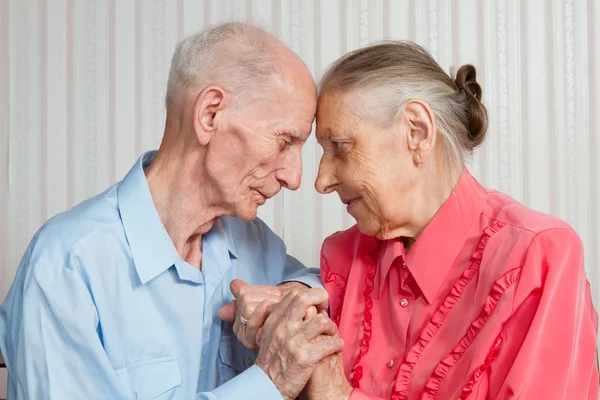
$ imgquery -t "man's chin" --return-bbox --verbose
[234,204,260,222]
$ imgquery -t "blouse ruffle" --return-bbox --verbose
[421,267,521,399]
[391,222,506,400]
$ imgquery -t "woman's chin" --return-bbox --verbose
[354,218,379,237]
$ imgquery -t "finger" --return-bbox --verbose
[237,283,282,298]
[288,289,330,321]
[239,294,282,324]
[266,287,305,315]
[304,305,318,320]
[217,300,237,322]
[303,336,345,365]
[261,286,310,334]
[239,292,284,308]
[244,300,271,350]
[277,281,308,296]
[266,302,278,314]
[256,327,264,347]
[230,279,249,298]
[300,313,338,341]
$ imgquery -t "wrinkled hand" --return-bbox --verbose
[300,344,353,400]
[256,289,345,400]
[217,280,316,350]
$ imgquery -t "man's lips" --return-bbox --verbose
[255,189,278,202]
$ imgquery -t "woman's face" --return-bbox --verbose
[315,90,422,239]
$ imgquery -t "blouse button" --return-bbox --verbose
[387,359,395,368]
[402,261,407,268]
[400,298,409,307]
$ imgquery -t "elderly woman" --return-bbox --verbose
[300,41,598,400]
[221,41,599,400]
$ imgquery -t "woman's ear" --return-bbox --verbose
[193,86,227,146]
[400,100,436,165]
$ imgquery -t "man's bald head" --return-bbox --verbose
[166,22,306,108]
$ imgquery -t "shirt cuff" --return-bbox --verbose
[212,364,283,400]
[279,268,323,289]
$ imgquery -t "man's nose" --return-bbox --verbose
[276,149,302,191]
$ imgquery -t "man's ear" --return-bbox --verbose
[400,100,436,165]
[193,86,227,146]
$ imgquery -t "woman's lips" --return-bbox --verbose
[343,197,361,212]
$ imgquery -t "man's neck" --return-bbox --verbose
[144,144,229,270]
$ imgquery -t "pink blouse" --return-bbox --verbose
[321,170,598,400]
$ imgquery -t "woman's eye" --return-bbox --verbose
[333,141,343,149]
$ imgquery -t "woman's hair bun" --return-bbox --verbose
[455,64,488,148]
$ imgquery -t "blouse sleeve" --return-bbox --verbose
[491,227,598,399]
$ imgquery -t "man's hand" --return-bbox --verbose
[217,280,315,350]
[255,289,344,400]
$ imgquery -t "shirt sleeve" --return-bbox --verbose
[279,255,323,289]
[491,227,599,399]
[4,262,130,399]
[195,365,283,400]
[7,262,285,400]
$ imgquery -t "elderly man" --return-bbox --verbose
[0,23,342,399]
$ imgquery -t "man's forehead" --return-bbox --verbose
[287,123,313,142]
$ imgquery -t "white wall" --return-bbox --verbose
[0,0,599,396]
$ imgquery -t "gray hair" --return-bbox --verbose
[165,22,289,108]
[319,41,488,171]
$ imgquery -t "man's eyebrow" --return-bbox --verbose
[286,130,310,143]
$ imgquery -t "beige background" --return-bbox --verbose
[0,0,599,396]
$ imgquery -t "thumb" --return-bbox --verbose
[230,279,248,298]
[217,300,237,322]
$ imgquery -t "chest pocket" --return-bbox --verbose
[115,356,181,400]
[218,334,258,374]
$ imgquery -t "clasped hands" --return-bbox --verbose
[217,280,353,400]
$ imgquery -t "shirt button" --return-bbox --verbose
[387,359,395,368]
[246,356,255,367]
[400,298,409,307]
[199,364,203,372]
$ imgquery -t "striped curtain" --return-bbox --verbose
[0,0,598,336]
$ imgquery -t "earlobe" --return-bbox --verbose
[193,86,226,146]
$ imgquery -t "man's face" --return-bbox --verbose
[205,69,317,221]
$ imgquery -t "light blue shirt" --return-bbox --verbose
[0,152,321,399]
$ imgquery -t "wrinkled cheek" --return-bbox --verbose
[351,201,379,235]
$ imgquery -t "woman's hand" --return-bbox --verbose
[300,329,353,400]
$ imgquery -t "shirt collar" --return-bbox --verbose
[117,151,237,285]
[374,168,487,304]
[374,238,406,299]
